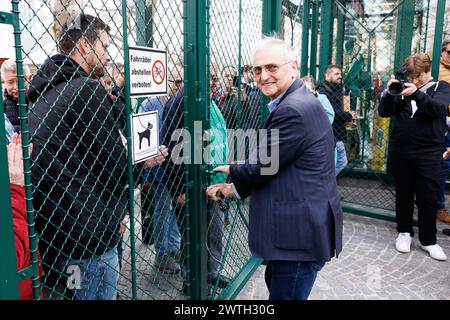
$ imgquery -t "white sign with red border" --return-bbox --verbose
[128,46,167,97]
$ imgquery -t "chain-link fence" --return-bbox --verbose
[2,0,266,300]
[207,0,265,300]
[313,0,447,220]
[0,0,447,300]
[325,1,401,215]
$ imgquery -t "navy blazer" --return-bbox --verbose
[230,80,343,262]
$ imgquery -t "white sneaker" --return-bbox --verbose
[420,244,447,261]
[395,232,412,253]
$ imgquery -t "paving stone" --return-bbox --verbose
[236,214,450,300]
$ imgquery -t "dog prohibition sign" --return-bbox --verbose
[138,122,154,149]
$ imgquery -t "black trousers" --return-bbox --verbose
[389,152,440,246]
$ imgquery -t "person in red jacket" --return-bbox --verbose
[8,132,42,299]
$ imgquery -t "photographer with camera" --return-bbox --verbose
[435,39,450,227]
[379,53,450,261]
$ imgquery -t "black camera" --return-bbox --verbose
[387,66,409,95]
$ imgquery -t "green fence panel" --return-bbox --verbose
[2,0,267,301]
[208,0,264,300]
[1,0,447,300]
[0,69,20,300]
[323,1,402,217]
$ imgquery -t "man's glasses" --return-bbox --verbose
[446,50,450,55]
[253,61,293,75]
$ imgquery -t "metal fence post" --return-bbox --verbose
[309,0,319,78]
[260,0,282,119]
[423,0,431,53]
[136,0,153,47]
[11,0,40,299]
[121,0,138,300]
[0,73,19,300]
[335,1,345,67]
[135,0,153,109]
[300,0,311,77]
[431,0,446,79]
[262,0,281,35]
[184,0,209,300]
[318,0,333,81]
[393,0,415,70]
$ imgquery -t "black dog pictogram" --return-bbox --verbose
[138,122,153,149]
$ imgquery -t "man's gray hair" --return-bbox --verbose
[252,36,297,63]
[1,59,31,78]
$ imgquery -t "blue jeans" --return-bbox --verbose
[57,247,120,300]
[265,260,325,300]
[438,134,450,210]
[153,182,181,257]
[335,140,348,176]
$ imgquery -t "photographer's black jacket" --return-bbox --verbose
[379,80,450,158]
[28,54,137,263]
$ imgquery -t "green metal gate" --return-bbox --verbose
[0,0,275,301]
[0,0,447,300]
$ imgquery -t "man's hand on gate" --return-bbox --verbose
[213,165,230,176]
[206,183,234,201]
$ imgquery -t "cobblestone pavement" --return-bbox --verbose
[236,213,450,300]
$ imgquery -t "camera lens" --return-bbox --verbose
[388,82,404,95]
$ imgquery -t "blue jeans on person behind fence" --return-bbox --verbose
[153,181,181,257]
[264,260,325,300]
[438,133,450,210]
[57,247,120,300]
[335,140,348,176]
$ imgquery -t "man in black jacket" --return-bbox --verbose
[27,13,165,300]
[318,65,354,176]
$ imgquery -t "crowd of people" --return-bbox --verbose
[2,11,450,301]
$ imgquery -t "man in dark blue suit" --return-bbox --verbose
[206,37,343,300]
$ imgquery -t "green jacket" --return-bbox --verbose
[209,100,228,184]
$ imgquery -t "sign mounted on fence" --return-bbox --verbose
[128,46,167,97]
[131,111,159,164]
